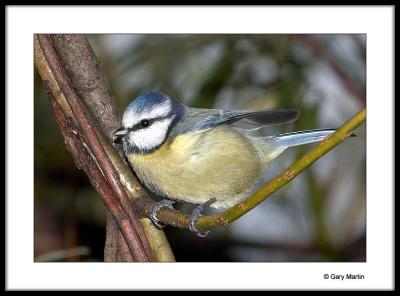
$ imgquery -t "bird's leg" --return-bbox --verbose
[188,198,217,237]
[150,199,176,229]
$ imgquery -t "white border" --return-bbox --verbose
[6,6,394,290]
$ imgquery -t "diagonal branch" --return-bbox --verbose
[35,34,174,262]
[48,93,138,261]
[135,108,366,230]
[37,34,154,261]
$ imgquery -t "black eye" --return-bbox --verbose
[140,119,150,128]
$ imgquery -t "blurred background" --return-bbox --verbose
[34,34,366,262]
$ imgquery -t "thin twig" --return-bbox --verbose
[37,34,154,261]
[136,108,366,231]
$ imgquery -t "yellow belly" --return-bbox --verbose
[128,126,263,208]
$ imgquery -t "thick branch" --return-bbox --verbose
[104,212,119,262]
[49,35,122,261]
[49,34,121,139]
[48,94,149,261]
[34,35,174,262]
[37,34,153,261]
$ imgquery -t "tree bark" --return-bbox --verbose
[35,34,175,261]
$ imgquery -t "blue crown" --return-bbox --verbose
[126,91,170,114]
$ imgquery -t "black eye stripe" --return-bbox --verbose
[127,115,171,132]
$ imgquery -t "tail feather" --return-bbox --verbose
[273,129,336,148]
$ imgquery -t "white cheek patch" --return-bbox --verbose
[128,117,173,151]
[123,100,172,128]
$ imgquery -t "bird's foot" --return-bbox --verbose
[188,198,217,237]
[150,199,176,229]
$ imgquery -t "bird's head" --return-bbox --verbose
[113,91,184,154]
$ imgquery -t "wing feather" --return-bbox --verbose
[171,108,299,137]
[215,109,299,126]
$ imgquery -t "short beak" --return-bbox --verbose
[112,127,128,143]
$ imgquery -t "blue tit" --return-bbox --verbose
[113,91,336,236]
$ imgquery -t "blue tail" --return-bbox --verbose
[274,129,336,148]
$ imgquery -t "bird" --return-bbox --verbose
[113,91,338,237]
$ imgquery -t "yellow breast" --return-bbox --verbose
[128,126,263,208]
